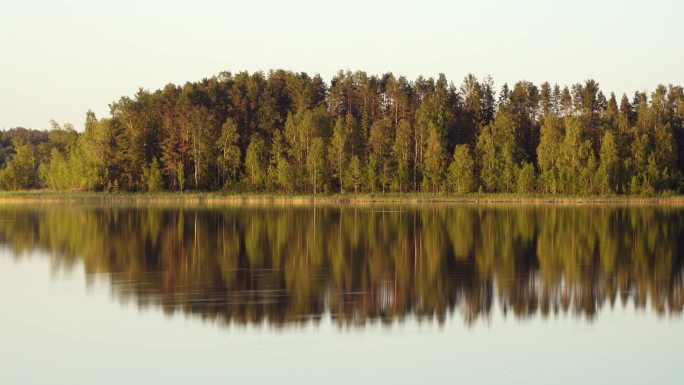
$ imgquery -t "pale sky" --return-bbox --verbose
[1,0,682,131]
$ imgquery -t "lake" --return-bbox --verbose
[0,204,682,384]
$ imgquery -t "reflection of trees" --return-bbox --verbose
[0,205,682,327]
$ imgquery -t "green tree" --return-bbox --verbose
[275,155,293,192]
[597,130,620,194]
[558,116,594,194]
[0,141,39,190]
[328,117,348,193]
[366,154,378,193]
[476,125,497,192]
[267,129,293,192]
[392,119,412,192]
[284,106,331,189]
[494,112,519,193]
[447,144,475,194]
[188,107,217,189]
[40,148,69,190]
[476,110,519,192]
[307,137,326,194]
[143,157,164,192]
[176,163,185,192]
[536,114,563,193]
[244,134,266,190]
[368,118,392,193]
[347,155,362,194]
[217,119,241,187]
[516,162,536,194]
[422,122,445,193]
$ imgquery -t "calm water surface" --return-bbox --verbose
[0,204,682,384]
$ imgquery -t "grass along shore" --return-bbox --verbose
[0,190,682,205]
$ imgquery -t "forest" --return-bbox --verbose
[1,70,683,195]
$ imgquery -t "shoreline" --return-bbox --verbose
[0,191,682,206]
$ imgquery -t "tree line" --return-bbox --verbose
[1,70,683,195]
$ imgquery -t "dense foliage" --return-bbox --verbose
[2,70,683,195]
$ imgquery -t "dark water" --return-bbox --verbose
[0,204,683,384]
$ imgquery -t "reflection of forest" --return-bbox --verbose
[0,205,682,327]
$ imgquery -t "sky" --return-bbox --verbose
[0,0,682,131]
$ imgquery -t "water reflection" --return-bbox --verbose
[0,205,682,327]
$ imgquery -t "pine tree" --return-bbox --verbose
[540,82,552,116]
